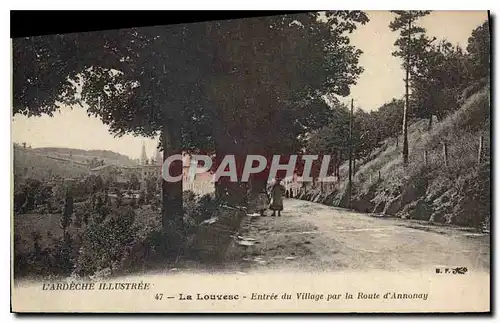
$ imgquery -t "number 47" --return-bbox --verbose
[155,293,163,300]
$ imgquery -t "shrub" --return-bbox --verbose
[74,206,137,276]
[15,189,224,279]
[14,178,53,214]
[183,191,219,235]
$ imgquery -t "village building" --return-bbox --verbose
[282,173,302,197]
[181,153,214,196]
[89,143,215,196]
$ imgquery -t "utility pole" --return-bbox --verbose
[402,16,412,166]
[348,98,353,209]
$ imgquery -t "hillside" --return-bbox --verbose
[13,146,89,181]
[12,146,138,181]
[32,147,138,167]
[299,85,491,230]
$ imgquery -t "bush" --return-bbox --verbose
[14,230,76,278]
[14,178,53,214]
[74,206,136,276]
[15,189,225,279]
[183,191,219,235]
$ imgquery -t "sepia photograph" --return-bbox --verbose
[10,9,491,313]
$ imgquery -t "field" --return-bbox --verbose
[13,147,89,180]
[33,147,138,166]
[13,146,139,181]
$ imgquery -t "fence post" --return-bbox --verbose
[478,135,483,165]
[424,150,428,166]
[369,174,373,184]
[442,143,448,167]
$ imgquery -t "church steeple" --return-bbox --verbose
[140,141,148,165]
[155,147,162,165]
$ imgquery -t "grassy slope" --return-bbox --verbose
[13,146,89,180]
[13,146,139,181]
[300,85,491,229]
[32,147,138,166]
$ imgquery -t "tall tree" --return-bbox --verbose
[306,101,350,177]
[352,108,384,163]
[377,98,404,141]
[13,25,212,255]
[466,20,490,81]
[61,188,74,231]
[13,12,369,250]
[389,10,431,165]
[411,40,470,127]
[204,12,369,200]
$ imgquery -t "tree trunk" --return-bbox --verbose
[428,115,433,131]
[212,126,249,208]
[161,118,184,257]
[214,147,247,207]
[402,18,412,166]
[335,150,341,178]
[348,99,353,209]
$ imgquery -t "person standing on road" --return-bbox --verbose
[255,186,270,217]
[270,177,285,217]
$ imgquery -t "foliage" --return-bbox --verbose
[61,189,74,230]
[14,190,226,279]
[114,188,123,207]
[138,190,146,205]
[389,10,432,71]
[74,206,137,276]
[182,191,219,234]
[85,175,104,193]
[12,13,370,221]
[14,229,77,278]
[466,20,490,81]
[204,13,369,186]
[303,85,490,228]
[129,173,140,190]
[14,178,53,213]
[377,99,404,139]
[306,98,404,171]
[306,102,350,171]
[389,12,489,126]
[411,40,471,123]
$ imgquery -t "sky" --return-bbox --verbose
[11,10,488,160]
[346,10,488,110]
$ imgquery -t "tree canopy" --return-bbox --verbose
[13,11,370,251]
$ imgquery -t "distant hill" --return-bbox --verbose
[32,147,138,167]
[13,146,89,181]
[12,146,139,181]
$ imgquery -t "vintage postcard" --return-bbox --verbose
[10,10,491,313]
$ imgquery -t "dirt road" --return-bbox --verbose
[231,198,490,273]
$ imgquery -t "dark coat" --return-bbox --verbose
[270,184,285,211]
